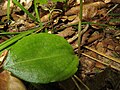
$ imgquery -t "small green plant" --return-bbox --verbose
[10,0,66,24]
[0,0,80,84]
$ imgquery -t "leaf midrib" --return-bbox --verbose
[5,54,74,67]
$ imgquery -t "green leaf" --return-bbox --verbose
[37,0,66,4]
[3,33,79,83]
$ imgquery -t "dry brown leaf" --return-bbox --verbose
[115,46,120,54]
[41,11,61,22]
[11,12,26,21]
[61,16,68,22]
[71,40,78,49]
[83,0,97,3]
[57,27,75,37]
[95,62,105,69]
[68,15,78,21]
[104,0,120,3]
[81,29,95,46]
[67,34,78,43]
[96,42,107,53]
[65,5,80,16]
[0,70,26,90]
[0,70,10,90]
[9,75,26,90]
[15,0,32,11]
[0,50,8,70]
[67,0,76,6]
[0,0,13,16]
[87,33,103,45]
[67,16,79,25]
[65,1,106,20]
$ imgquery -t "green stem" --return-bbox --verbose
[34,0,40,22]
[0,32,20,35]
[7,0,10,21]
[34,0,43,27]
[78,0,83,57]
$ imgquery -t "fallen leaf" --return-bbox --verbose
[57,27,75,37]
[9,75,26,90]
[104,0,120,3]
[41,11,61,22]
[0,70,26,90]
[65,1,106,20]
[0,0,13,16]
[15,0,32,11]
[0,70,10,90]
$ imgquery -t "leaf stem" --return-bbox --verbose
[78,0,83,57]
[7,0,10,21]
[34,0,40,22]
[0,32,20,35]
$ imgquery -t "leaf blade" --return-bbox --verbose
[4,33,79,83]
[37,0,66,4]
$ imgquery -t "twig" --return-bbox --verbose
[82,53,120,71]
[68,34,78,43]
[0,50,8,68]
[80,24,89,35]
[106,4,119,15]
[72,77,81,90]
[98,4,119,21]
[67,24,89,43]
[74,75,90,90]
[84,46,120,64]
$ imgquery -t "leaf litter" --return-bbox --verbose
[0,0,120,90]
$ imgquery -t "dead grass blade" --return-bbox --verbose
[84,46,120,64]
[81,53,120,71]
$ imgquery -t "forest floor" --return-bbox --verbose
[0,0,120,90]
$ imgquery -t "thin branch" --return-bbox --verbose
[82,53,120,71]
[84,46,120,64]
[74,75,90,90]
[72,77,81,90]
[106,4,119,15]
